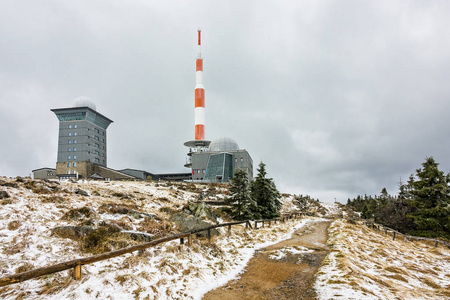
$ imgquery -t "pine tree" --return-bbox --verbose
[226,169,256,220]
[408,157,450,239]
[251,162,281,219]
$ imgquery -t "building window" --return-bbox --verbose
[94,150,99,155]
[73,170,77,174]
[74,140,77,144]
[202,169,206,174]
[74,124,77,128]
[95,128,99,133]
[102,132,105,136]
[73,155,77,159]
[68,155,71,160]
[68,140,72,144]
[240,158,244,162]
[67,170,70,174]
[73,163,76,167]
[67,163,70,167]
[68,148,71,152]
[94,136,99,141]
[74,132,77,136]
[73,147,76,152]
[95,143,99,148]
[69,125,72,129]
[95,158,99,163]
[235,158,237,163]
[68,132,72,136]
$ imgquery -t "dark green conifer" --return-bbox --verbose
[251,161,281,219]
[226,169,256,220]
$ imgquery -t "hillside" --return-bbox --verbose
[0,177,331,299]
[1,177,449,299]
[315,219,450,299]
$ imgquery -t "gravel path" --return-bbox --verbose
[202,219,332,300]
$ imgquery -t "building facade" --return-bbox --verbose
[51,103,114,179]
[188,136,253,182]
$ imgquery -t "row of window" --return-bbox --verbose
[67,123,105,136]
[196,169,206,174]
[68,147,77,152]
[67,163,77,167]
[68,132,78,136]
[68,140,77,144]
[234,157,244,163]
[67,170,77,174]
[67,155,77,160]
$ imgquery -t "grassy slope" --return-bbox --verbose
[315,219,450,300]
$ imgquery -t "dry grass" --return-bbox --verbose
[41,195,66,203]
[7,220,21,230]
[15,262,34,273]
[137,218,173,238]
[38,274,73,295]
[60,206,95,221]
[384,266,408,275]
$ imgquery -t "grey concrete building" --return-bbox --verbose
[185,136,253,182]
[32,167,57,180]
[51,102,117,179]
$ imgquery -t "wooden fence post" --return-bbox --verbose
[434,240,438,247]
[227,224,231,237]
[188,234,192,246]
[138,249,145,256]
[73,264,81,280]
[180,237,184,245]
[255,221,258,229]
[268,220,271,227]
[207,229,211,242]
[393,232,396,241]
[404,236,407,243]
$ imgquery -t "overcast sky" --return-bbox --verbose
[1,0,450,202]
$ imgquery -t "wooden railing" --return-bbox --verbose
[0,213,303,287]
[362,220,450,247]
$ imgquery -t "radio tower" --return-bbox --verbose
[184,29,211,170]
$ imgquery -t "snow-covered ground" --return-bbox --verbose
[2,177,447,299]
[315,219,450,300]
[0,177,318,299]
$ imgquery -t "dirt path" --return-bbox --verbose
[202,219,332,300]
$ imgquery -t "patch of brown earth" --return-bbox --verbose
[202,219,331,300]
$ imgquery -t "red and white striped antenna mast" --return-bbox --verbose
[194,28,205,140]
[184,29,211,168]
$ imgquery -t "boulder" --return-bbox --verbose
[170,212,219,237]
[185,202,218,223]
[74,189,89,196]
[51,226,95,241]
[0,191,9,199]
[122,230,154,242]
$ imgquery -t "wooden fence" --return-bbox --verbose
[362,220,450,248]
[0,213,303,287]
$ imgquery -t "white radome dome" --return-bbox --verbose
[73,96,96,111]
[210,136,240,152]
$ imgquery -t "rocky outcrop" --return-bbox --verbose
[0,191,9,199]
[169,202,220,237]
[51,226,95,241]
